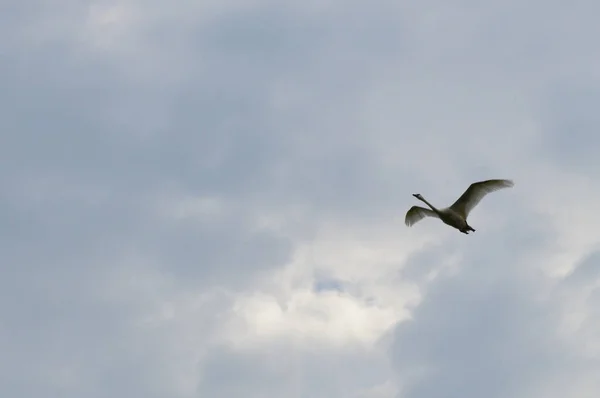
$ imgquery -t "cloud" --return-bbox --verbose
[3,0,600,397]
[390,231,560,397]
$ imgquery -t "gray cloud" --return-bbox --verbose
[3,0,600,397]
[198,344,394,398]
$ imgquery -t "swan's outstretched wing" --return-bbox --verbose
[449,179,514,218]
[405,206,439,227]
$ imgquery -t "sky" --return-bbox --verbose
[3,1,600,397]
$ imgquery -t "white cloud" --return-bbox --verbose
[223,289,399,348]
[214,221,432,350]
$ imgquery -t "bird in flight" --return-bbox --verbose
[405,179,514,234]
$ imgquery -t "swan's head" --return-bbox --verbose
[412,193,423,200]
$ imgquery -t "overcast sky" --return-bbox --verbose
[3,1,600,397]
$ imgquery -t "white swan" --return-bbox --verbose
[405,179,514,234]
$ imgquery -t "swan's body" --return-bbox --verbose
[405,179,514,234]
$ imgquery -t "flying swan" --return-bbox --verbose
[405,179,514,234]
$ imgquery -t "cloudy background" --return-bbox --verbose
[3,0,600,397]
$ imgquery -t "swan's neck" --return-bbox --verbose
[418,196,441,214]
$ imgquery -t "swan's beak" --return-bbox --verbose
[412,193,420,198]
